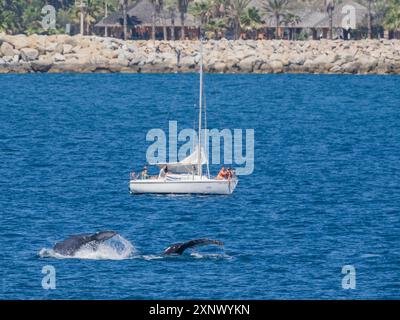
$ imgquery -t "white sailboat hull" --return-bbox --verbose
[130,177,238,195]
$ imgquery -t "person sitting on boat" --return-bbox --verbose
[216,166,227,180]
[226,168,232,180]
[140,166,149,180]
[159,165,168,179]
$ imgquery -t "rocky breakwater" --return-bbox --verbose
[0,34,400,74]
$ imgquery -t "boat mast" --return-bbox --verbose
[197,39,203,177]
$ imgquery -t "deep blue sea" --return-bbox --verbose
[1,74,399,299]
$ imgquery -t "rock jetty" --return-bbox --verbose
[1,34,399,74]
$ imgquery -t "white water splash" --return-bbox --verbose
[38,248,67,259]
[140,254,164,260]
[39,234,135,260]
[190,252,232,260]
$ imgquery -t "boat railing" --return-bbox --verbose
[130,172,164,181]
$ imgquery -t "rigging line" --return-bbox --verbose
[204,93,210,178]
[193,103,197,152]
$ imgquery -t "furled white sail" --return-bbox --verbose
[152,146,208,173]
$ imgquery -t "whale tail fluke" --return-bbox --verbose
[163,238,224,255]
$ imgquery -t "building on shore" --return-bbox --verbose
[252,0,372,40]
[95,0,395,41]
[95,0,200,40]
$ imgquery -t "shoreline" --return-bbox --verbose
[1,34,400,74]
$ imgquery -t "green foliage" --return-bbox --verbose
[281,13,301,27]
[0,0,25,33]
[0,0,119,34]
[227,0,251,38]
[240,6,263,31]
[1,0,399,37]
[189,0,213,24]
[296,28,309,40]
[384,0,400,30]
[262,0,290,20]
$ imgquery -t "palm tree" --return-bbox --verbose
[384,0,400,33]
[204,17,228,38]
[158,0,169,40]
[211,0,229,19]
[227,0,251,40]
[366,0,373,39]
[189,0,213,25]
[178,0,193,39]
[262,0,289,39]
[360,0,388,38]
[326,0,335,40]
[118,0,127,39]
[20,1,46,34]
[165,0,178,40]
[240,6,263,38]
[150,0,162,40]
[281,12,301,40]
[84,0,104,35]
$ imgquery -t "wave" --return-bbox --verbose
[360,253,382,259]
[135,253,231,260]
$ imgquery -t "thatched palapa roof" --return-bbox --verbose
[248,0,368,29]
[96,0,200,28]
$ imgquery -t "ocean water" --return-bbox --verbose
[0,73,399,299]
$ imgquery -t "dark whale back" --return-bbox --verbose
[53,231,117,256]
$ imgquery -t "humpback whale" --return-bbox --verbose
[53,231,117,256]
[163,238,224,255]
[52,232,223,257]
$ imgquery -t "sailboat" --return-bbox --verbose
[129,40,238,195]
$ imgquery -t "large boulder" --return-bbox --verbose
[62,44,73,54]
[1,42,14,57]
[209,61,227,73]
[178,55,196,69]
[2,55,14,63]
[159,52,176,66]
[31,59,53,72]
[238,56,256,72]
[288,55,306,65]
[101,49,118,59]
[64,53,90,65]
[20,48,39,61]
[46,42,63,53]
[117,53,130,66]
[53,53,66,62]
[8,35,30,50]
[269,60,283,73]
[90,55,108,65]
